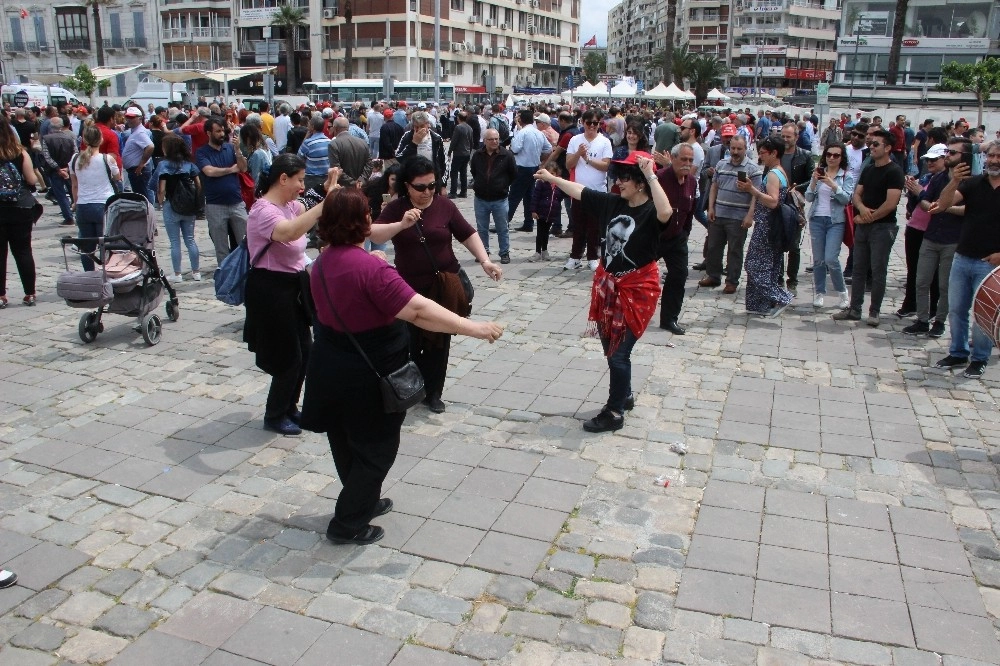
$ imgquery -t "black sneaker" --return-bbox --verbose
[832,309,861,321]
[895,307,916,318]
[582,408,624,433]
[500,253,511,264]
[326,524,384,546]
[902,321,930,336]
[928,321,946,338]
[963,361,987,379]
[935,355,968,370]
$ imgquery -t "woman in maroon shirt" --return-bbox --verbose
[373,157,503,413]
[301,188,502,546]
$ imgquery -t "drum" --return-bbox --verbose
[972,265,1000,346]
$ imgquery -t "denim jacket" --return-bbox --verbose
[805,169,854,225]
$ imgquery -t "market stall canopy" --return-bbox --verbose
[706,88,730,101]
[644,82,679,100]
[609,80,637,98]
[142,70,206,84]
[90,64,144,80]
[662,82,695,100]
[198,66,276,82]
[28,73,67,86]
[570,81,600,96]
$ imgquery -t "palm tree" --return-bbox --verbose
[271,5,307,93]
[885,0,910,84]
[343,1,354,80]
[662,0,678,84]
[81,0,113,67]
[648,43,697,85]
[689,53,730,103]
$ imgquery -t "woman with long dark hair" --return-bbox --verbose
[154,133,202,282]
[609,119,651,189]
[301,186,503,546]
[244,156,336,436]
[806,141,854,309]
[372,156,502,413]
[241,122,272,186]
[0,113,40,308]
[362,162,400,252]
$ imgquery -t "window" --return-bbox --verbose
[133,12,146,48]
[8,17,23,49]
[31,12,47,47]
[450,0,464,10]
[57,9,89,48]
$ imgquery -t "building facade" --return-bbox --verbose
[607,0,662,83]
[834,0,1000,88]
[1,0,160,97]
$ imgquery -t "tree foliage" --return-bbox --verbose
[939,58,1000,127]
[62,63,109,97]
[271,5,307,93]
[688,54,731,104]
[648,44,698,86]
[582,50,607,84]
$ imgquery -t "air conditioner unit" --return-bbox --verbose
[469,15,479,23]
[323,8,337,18]
[527,26,535,34]
[484,18,493,26]
[484,47,493,55]
[500,23,508,30]
[498,48,508,57]
[452,42,462,51]
[530,0,539,6]
[515,51,523,58]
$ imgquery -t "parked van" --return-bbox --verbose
[1,84,84,109]
[126,81,191,112]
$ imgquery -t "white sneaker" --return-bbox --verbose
[813,294,824,308]
[527,252,542,262]
[167,274,183,284]
[564,258,583,270]
[191,272,202,281]
[588,259,599,271]
[541,251,550,260]
[837,292,850,309]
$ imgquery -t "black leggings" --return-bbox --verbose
[535,218,552,252]
[408,323,450,400]
[0,218,36,298]
[264,320,310,421]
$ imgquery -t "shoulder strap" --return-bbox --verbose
[412,217,441,275]
[313,253,383,379]
[103,153,116,185]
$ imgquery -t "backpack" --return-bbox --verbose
[167,168,198,216]
[214,236,271,306]
[0,159,25,203]
[491,115,511,146]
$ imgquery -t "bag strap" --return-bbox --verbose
[412,216,441,276]
[249,237,272,268]
[313,253,384,379]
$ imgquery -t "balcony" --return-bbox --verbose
[163,27,232,41]
[59,38,91,51]
[123,37,148,49]
[103,38,125,50]
[25,41,50,52]
[2,41,23,52]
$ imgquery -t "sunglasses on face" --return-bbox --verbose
[869,142,885,149]
[825,153,843,159]
[851,132,864,137]
[616,173,637,182]
[585,121,600,126]
[407,182,435,192]
[947,149,965,156]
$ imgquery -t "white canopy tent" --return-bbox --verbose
[642,82,673,100]
[609,80,637,98]
[705,88,730,101]
[142,70,205,107]
[570,81,601,97]
[198,66,277,103]
[91,64,145,81]
[663,82,695,101]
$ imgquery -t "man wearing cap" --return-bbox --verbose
[122,107,155,202]
[379,108,404,166]
[702,131,761,293]
[393,101,408,129]
[507,108,552,233]
[71,106,88,137]
[903,142,959,339]
[535,113,558,149]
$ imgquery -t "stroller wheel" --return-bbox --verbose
[140,314,162,346]
[165,301,179,322]
[79,312,100,343]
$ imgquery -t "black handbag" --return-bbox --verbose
[414,218,474,306]
[314,254,426,413]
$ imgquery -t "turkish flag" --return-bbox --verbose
[19,8,28,19]
[583,35,597,47]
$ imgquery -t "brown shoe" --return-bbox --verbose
[698,277,721,288]
[723,283,737,294]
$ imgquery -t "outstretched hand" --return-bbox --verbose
[534,168,554,183]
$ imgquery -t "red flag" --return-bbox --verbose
[19,8,28,19]
[583,35,597,47]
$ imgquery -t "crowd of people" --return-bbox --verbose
[1,93,999,544]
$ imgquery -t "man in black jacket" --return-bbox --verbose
[470,128,517,263]
[395,111,447,191]
[40,117,77,226]
[379,109,404,167]
[780,122,814,294]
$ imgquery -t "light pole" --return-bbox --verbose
[848,20,861,107]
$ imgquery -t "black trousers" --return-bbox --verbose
[264,319,310,420]
[902,225,939,314]
[449,155,469,195]
[408,323,450,400]
[659,233,689,324]
[787,226,803,286]
[0,217,36,298]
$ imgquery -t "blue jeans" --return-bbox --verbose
[600,329,638,414]
[48,173,74,222]
[475,197,510,256]
[507,165,537,230]
[126,166,152,204]
[162,202,200,275]
[368,135,380,159]
[809,215,846,295]
[75,203,105,271]
[948,252,994,363]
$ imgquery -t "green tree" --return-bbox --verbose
[271,4,307,93]
[62,63,109,99]
[939,58,1000,128]
[648,43,697,85]
[885,0,909,84]
[582,50,606,84]
[688,53,730,104]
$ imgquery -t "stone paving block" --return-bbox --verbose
[501,610,562,641]
[444,567,493,600]
[305,592,369,625]
[158,591,262,649]
[0,528,40,562]
[889,506,960,542]
[57,627,129,664]
[95,604,160,638]
[765,488,827,521]
[357,608,429,641]
[199,650,271,665]
[478,448,543,475]
[428,492,507,530]
[686,534,759,577]
[220,606,328,666]
[752,580,830,633]
[900,567,987,616]
[92,484,148,507]
[50,590,116,625]
[452,631,516,660]
[909,604,1000,662]
[387,643,479,665]
[828,523,898,564]
[401,519,485,566]
[297,623,402,666]
[770,426,823,452]
[829,555,905,601]
[382,482,451,518]
[757,544,829,589]
[488,502,567,542]
[891,647,944,666]
[770,627,830,658]
[821,434,877,457]
[332,574,407,605]
[723,618,770,645]
[896,534,973,576]
[532,456,598,485]
[761,514,828,554]
[513,477,585,512]
[831,593,914,647]
[210,571,269,600]
[426,440,491,467]
[718,421,771,445]
[830,637,894,665]
[528,588,584,617]
[701,479,766,512]
[10,623,66,652]
[486,574,537,606]
[675,568,754,619]
[14,588,68,620]
[692,506,763,543]
[453,467,526,501]
[558,621,623,657]
[397,589,472,625]
[874,439,932,465]
[0,541,89,591]
[467,531,550,578]
[826,498,892,530]
[0,646,57,666]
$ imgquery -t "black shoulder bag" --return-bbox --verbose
[413,217,475,307]
[313,253,425,413]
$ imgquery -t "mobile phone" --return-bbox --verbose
[233,127,240,138]
[737,170,747,182]
[382,194,391,204]
[961,150,974,169]
[816,166,825,176]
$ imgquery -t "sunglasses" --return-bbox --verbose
[851,132,864,137]
[825,153,843,158]
[616,173,637,182]
[947,149,965,156]
[869,142,885,149]
[407,182,435,192]
[585,121,600,126]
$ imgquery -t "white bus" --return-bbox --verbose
[304,80,454,105]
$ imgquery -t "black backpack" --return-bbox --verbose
[167,171,199,216]
[492,115,511,146]
[0,159,25,203]
[768,197,800,253]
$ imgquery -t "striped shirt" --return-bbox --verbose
[298,133,331,176]
[712,156,762,220]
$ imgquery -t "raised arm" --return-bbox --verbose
[534,167,585,200]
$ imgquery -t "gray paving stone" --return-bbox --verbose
[96,568,145,597]
[401,519,484,566]
[634,590,673,631]
[693,505,763,543]
[831,593,914,647]
[428,492,507,530]
[757,544,829,589]
[558,621,623,656]
[702,480,765,512]
[387,643,479,665]
[297,623,401,666]
[513,477,585,512]
[491,502,566,542]
[95,604,161,638]
[828,523,898,564]
[1,542,90,591]
[900,567,986,616]
[220,606,328,666]
[487,575,537,606]
[107,630,213,666]
[770,627,830,658]
[761,514,828,553]
[753,580,830,633]
[527,588,584,617]
[830,637,893,665]
[158,591,262,649]
[896,534,973,576]
[15,588,69,620]
[466,531,549,578]
[532,457,597,485]
[910,605,1000,662]
[827,498,892,530]
[92,485,148,507]
[765,487,827,521]
[892,647,944,666]
[698,637,758,665]
[332,574,408,605]
[501,610,562,641]
[396,589,472,625]
[685,534,759,576]
[0,646,56,666]
[547,549,596,577]
[723,618,770,645]
[444,567,493,600]
[632,546,685,568]
[177,561,226,591]
[452,631,516,659]
[10,623,67,651]
[356,607,429,641]
[675,568,754,619]
[829,555,905,601]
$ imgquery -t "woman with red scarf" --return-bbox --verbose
[535,151,673,432]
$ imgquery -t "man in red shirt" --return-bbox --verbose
[180,107,211,157]
[88,106,122,170]
[889,114,907,169]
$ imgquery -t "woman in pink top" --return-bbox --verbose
[244,155,338,437]
[301,188,503,546]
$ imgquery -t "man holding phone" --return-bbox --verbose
[780,122,813,293]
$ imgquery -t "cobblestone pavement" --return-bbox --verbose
[1,193,999,666]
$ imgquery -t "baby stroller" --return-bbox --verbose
[57,192,179,346]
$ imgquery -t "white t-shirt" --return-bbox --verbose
[567,133,613,191]
[70,152,120,206]
[846,145,865,182]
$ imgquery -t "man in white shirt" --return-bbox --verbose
[273,104,292,152]
[564,109,613,270]
[845,122,869,183]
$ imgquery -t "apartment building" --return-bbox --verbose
[1,0,159,97]
[682,0,730,60]
[606,0,662,82]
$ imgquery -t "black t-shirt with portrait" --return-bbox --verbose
[857,160,905,224]
[581,188,661,273]
[956,176,1000,259]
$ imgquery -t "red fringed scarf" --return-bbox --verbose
[586,261,662,357]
